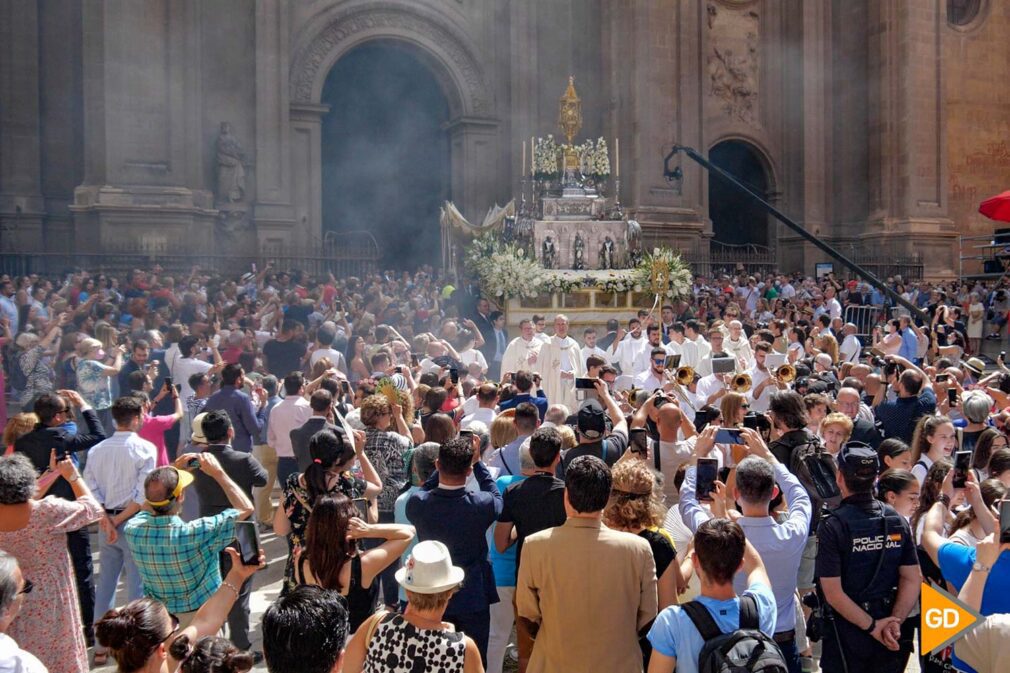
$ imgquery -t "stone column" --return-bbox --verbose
[603,0,706,254]
[0,0,46,250]
[254,0,297,245]
[288,103,329,251]
[447,117,500,223]
[779,0,833,273]
[72,0,215,254]
[865,0,955,278]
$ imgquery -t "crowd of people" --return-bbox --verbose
[2,262,1010,673]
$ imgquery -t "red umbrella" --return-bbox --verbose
[979,190,1010,222]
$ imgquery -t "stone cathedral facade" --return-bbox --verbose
[1,0,1008,277]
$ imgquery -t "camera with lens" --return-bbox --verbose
[870,356,887,369]
[802,592,825,643]
[742,412,771,437]
[693,406,720,433]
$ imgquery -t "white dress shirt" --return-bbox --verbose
[634,369,666,392]
[746,366,774,414]
[83,431,157,510]
[0,633,48,673]
[696,373,726,406]
[839,334,861,363]
[462,407,497,429]
[610,335,647,375]
[267,395,312,458]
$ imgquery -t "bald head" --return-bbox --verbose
[656,403,683,440]
[836,387,860,419]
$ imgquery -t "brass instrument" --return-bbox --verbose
[774,364,797,384]
[731,372,752,393]
[675,366,696,386]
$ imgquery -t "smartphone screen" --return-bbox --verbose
[1001,501,1010,543]
[696,458,718,501]
[410,353,420,367]
[352,498,369,521]
[953,450,972,489]
[935,373,949,383]
[630,429,649,454]
[233,521,261,566]
[947,388,958,407]
[449,368,460,385]
[714,428,743,445]
[187,458,201,470]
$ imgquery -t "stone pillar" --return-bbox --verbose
[0,0,46,250]
[288,103,329,251]
[779,0,833,274]
[72,0,215,254]
[865,0,955,278]
[447,117,500,223]
[603,0,706,254]
[254,0,297,246]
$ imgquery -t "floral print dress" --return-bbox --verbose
[280,470,366,593]
[0,495,104,673]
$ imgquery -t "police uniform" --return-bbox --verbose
[815,443,919,673]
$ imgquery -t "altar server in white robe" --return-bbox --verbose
[580,326,609,370]
[537,314,584,410]
[609,318,648,376]
[500,318,542,377]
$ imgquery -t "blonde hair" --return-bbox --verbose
[3,413,38,446]
[819,412,853,441]
[489,414,518,449]
[720,392,748,426]
[555,424,577,450]
[359,394,391,428]
[816,334,839,364]
[603,461,664,531]
[405,587,457,611]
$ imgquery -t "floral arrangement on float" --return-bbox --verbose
[465,232,547,299]
[633,247,694,300]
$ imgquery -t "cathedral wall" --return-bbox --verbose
[944,1,1010,274]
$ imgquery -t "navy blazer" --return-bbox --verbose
[203,385,264,453]
[405,461,503,614]
[497,391,549,422]
[14,408,107,501]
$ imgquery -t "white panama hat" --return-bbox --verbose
[395,540,465,594]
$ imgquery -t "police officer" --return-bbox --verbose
[814,442,921,673]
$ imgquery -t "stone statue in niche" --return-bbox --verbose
[542,236,557,269]
[572,233,585,270]
[216,122,249,203]
[599,236,615,270]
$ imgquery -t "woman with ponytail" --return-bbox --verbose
[274,428,381,593]
[295,493,414,632]
[95,547,261,673]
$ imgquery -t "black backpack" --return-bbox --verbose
[682,595,788,673]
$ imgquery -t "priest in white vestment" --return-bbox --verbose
[536,314,584,410]
[500,319,543,377]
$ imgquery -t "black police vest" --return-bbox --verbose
[826,499,907,603]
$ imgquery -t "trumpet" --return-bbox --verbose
[675,366,696,386]
[731,372,752,393]
[774,364,797,384]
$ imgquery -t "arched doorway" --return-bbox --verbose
[321,43,450,268]
[708,140,772,248]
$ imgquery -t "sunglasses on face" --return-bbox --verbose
[653,359,666,365]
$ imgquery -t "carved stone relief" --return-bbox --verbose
[290,6,491,115]
[706,3,759,124]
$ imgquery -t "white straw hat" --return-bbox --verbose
[395,540,465,594]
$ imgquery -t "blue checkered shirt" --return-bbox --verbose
[124,509,240,612]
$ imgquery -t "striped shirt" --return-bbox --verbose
[82,431,157,510]
[125,509,239,612]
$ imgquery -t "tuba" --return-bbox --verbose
[731,373,752,393]
[675,366,696,386]
[774,364,797,384]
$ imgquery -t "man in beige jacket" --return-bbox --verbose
[516,454,658,673]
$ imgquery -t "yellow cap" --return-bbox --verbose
[146,467,194,508]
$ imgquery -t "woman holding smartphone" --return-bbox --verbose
[294,494,414,633]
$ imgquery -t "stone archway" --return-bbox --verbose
[288,4,498,252]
